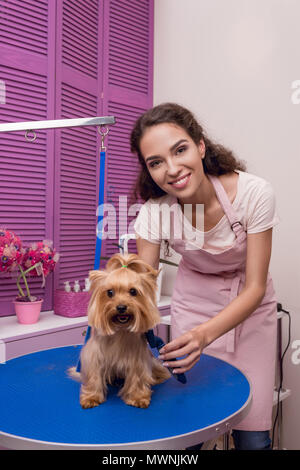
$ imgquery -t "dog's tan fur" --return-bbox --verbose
[69,253,170,409]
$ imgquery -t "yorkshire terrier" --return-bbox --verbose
[69,253,170,409]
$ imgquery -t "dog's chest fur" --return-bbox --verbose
[96,330,152,382]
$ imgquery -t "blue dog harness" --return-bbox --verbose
[145,329,187,384]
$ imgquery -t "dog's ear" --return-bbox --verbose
[140,264,160,281]
[88,269,107,287]
[132,259,160,281]
[139,269,159,287]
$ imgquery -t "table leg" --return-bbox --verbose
[223,431,230,450]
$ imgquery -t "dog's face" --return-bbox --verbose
[87,254,161,335]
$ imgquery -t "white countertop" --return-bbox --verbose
[0,296,172,341]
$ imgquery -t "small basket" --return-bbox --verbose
[54,289,91,318]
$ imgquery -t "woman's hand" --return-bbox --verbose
[158,326,207,374]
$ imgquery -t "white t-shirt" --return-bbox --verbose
[133,170,280,254]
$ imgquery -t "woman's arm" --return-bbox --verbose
[135,234,161,270]
[159,228,274,374]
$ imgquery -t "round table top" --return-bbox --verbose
[0,345,251,450]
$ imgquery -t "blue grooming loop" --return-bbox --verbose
[76,148,105,372]
[0,346,251,450]
[94,150,106,269]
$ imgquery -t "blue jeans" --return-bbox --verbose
[231,430,272,450]
[186,430,272,451]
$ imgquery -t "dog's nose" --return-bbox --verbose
[116,304,127,314]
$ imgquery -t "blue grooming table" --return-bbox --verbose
[0,346,251,450]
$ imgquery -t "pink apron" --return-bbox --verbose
[170,173,277,431]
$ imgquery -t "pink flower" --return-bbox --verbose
[0,229,23,273]
[1,229,59,301]
[21,240,60,277]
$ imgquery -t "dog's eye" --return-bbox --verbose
[107,289,114,298]
[129,288,137,296]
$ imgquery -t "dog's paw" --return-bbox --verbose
[124,395,151,409]
[80,395,105,409]
[68,366,82,382]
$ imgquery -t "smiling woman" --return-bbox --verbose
[130,102,246,203]
[140,124,206,203]
[130,102,280,450]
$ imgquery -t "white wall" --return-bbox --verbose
[154,0,300,449]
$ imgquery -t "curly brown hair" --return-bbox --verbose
[130,102,247,257]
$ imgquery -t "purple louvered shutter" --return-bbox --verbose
[0,0,153,316]
[102,0,154,261]
[0,0,56,316]
[53,0,103,292]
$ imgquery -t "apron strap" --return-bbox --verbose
[207,174,245,238]
[226,272,242,353]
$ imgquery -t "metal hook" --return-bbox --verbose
[25,130,37,142]
[97,125,109,150]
